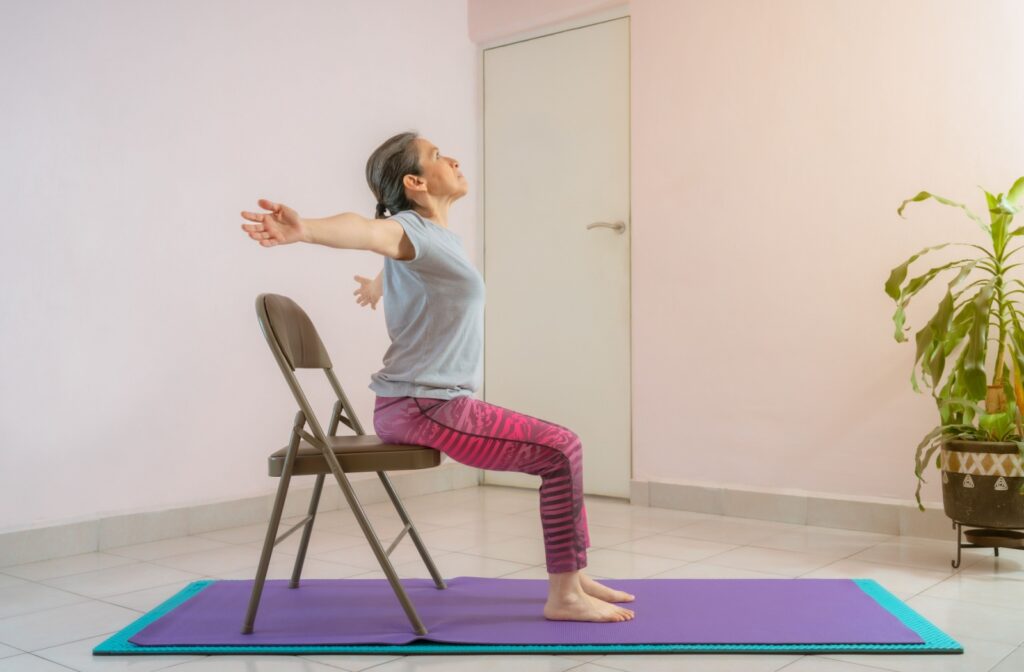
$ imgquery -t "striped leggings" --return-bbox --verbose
[372,394,590,574]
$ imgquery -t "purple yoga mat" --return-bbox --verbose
[129,577,923,646]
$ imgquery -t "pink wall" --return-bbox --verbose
[471,0,1024,506]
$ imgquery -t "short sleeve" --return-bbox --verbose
[388,210,433,267]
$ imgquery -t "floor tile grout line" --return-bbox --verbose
[905,590,1024,617]
[353,656,412,672]
[751,533,995,578]
[777,653,899,672]
[27,629,126,657]
[157,657,214,671]
[23,651,78,671]
[562,659,614,672]
[0,566,209,624]
[910,586,1024,612]
[987,645,1024,672]
[586,657,678,672]
[1,550,229,585]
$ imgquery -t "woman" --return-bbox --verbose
[240,131,635,623]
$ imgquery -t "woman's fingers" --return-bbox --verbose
[257,198,279,212]
[241,206,281,248]
[241,225,272,240]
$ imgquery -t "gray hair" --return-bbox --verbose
[365,131,422,220]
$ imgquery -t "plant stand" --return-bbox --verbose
[951,521,1024,568]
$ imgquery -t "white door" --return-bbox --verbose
[482,17,631,498]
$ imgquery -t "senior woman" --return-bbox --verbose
[240,131,634,623]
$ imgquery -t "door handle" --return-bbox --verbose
[586,221,626,233]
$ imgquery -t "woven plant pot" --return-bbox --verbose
[941,439,1024,528]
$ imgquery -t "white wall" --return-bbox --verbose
[0,0,480,531]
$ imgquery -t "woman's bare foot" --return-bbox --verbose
[579,571,635,603]
[544,591,635,623]
[545,569,635,623]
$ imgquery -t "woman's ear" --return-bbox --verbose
[403,173,427,193]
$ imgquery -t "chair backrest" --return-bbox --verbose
[256,294,332,370]
[255,293,366,442]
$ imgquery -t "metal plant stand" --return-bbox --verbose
[952,521,1024,568]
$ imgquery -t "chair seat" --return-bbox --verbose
[268,434,441,476]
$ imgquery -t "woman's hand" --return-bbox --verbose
[353,273,383,310]
[240,199,307,246]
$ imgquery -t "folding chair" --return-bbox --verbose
[242,293,447,636]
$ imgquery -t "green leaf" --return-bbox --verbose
[953,278,991,304]
[984,189,1001,213]
[884,243,954,301]
[979,411,1014,440]
[945,300,975,354]
[893,260,976,343]
[1007,176,1024,209]
[1008,310,1024,371]
[917,301,973,395]
[914,424,944,479]
[915,269,983,387]
[937,397,985,415]
[897,190,990,233]
[928,331,948,385]
[936,347,970,421]
[963,281,997,399]
[983,189,1013,255]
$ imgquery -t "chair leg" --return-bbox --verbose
[377,471,447,590]
[320,449,430,635]
[289,473,325,588]
[241,411,304,635]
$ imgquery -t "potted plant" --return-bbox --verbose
[885,178,1024,552]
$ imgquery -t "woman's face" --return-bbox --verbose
[413,138,467,201]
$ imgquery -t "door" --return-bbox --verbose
[482,17,631,498]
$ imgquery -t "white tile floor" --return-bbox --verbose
[1,484,1023,672]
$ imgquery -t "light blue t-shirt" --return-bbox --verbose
[369,209,485,400]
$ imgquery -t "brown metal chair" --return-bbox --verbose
[241,293,447,636]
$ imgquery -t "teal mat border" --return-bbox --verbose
[93,578,963,655]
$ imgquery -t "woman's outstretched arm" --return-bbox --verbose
[241,199,410,260]
[303,212,378,250]
[242,198,369,247]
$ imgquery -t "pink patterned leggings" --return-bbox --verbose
[373,394,590,574]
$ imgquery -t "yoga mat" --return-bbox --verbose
[94,577,963,655]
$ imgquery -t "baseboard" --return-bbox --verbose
[0,461,483,568]
[629,478,957,541]
[1,469,961,569]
